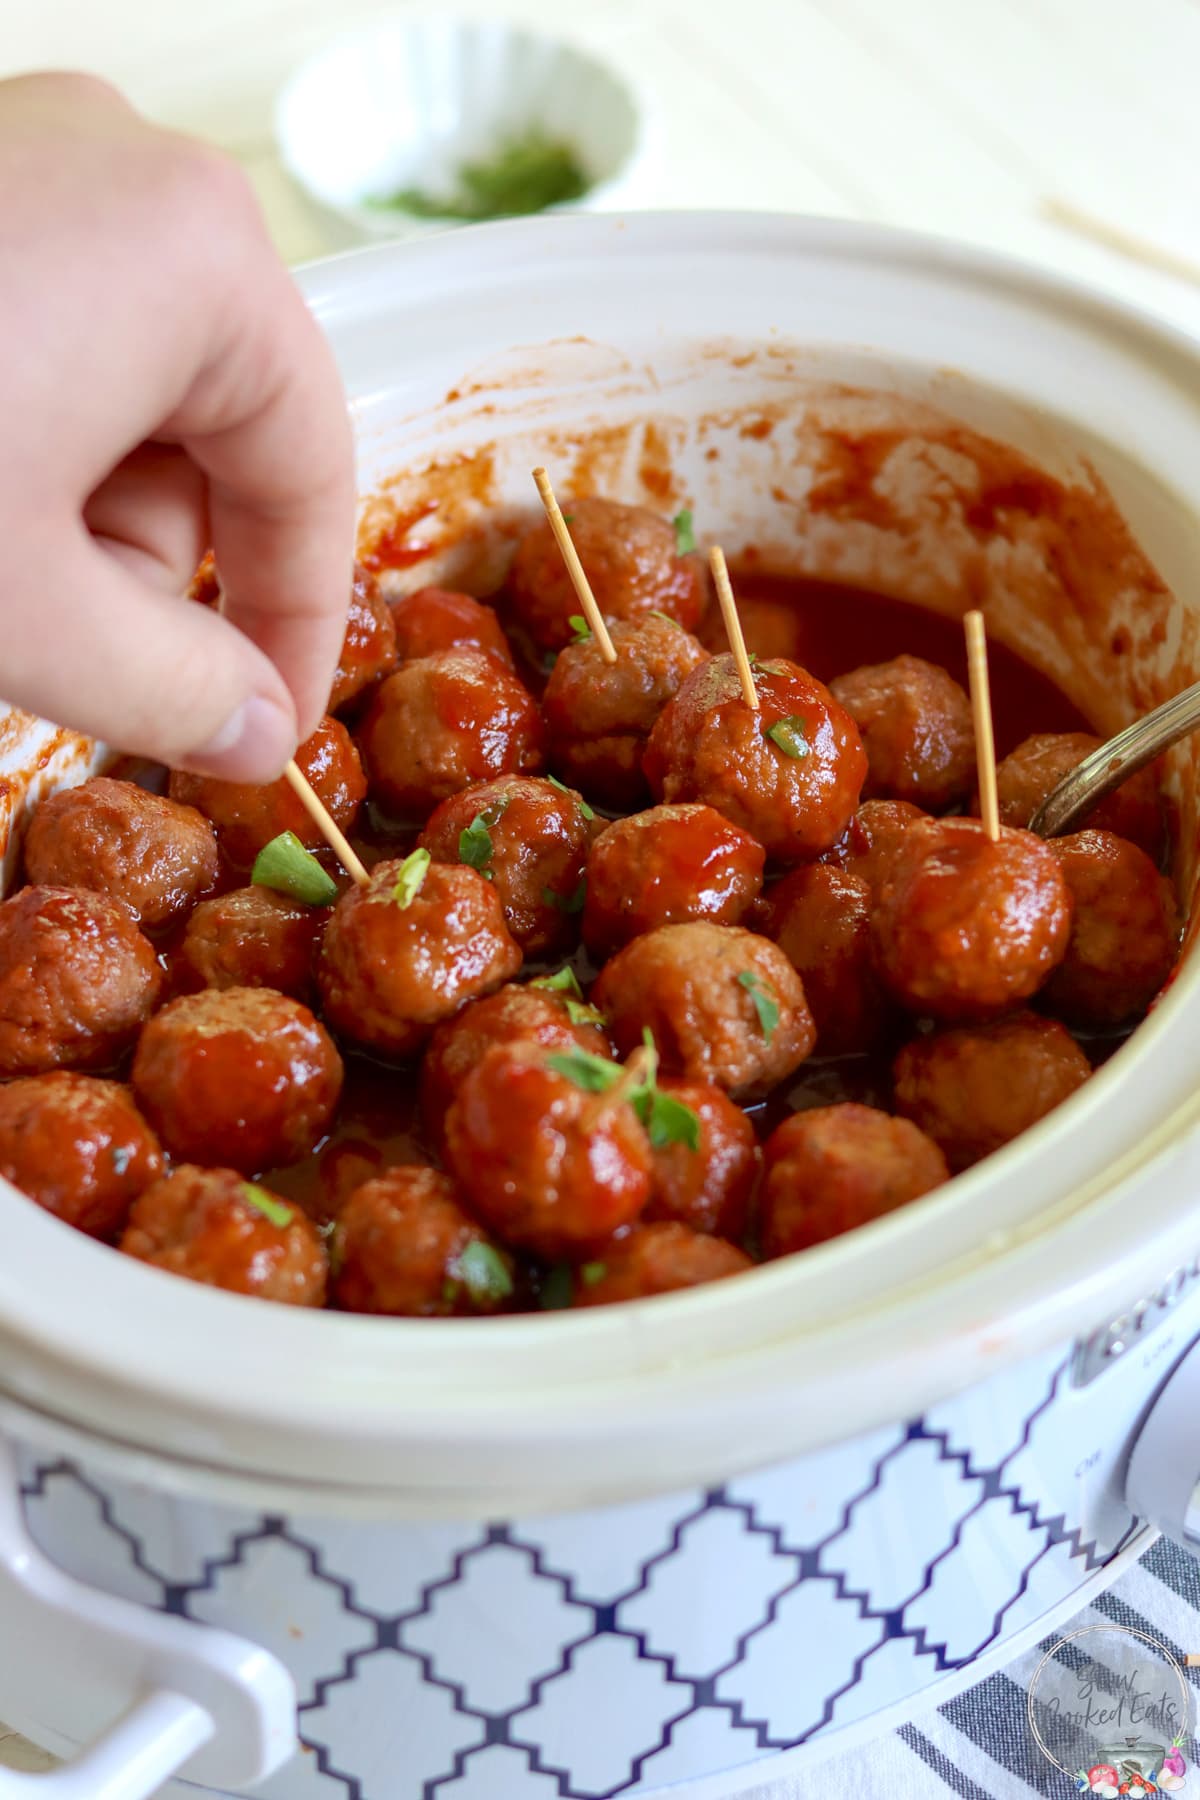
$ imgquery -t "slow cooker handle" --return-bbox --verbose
[1126,1335,1200,1550]
[0,1440,298,1797]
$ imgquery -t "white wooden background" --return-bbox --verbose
[0,0,1197,1783]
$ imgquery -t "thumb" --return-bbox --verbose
[6,530,300,780]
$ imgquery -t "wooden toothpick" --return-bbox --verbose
[710,546,758,710]
[282,760,370,886]
[532,467,617,664]
[964,611,1000,842]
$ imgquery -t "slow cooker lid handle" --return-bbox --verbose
[1126,1335,1200,1550]
[0,1439,297,1796]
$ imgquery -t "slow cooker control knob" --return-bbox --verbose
[1125,1336,1200,1547]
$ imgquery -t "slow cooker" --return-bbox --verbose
[1,213,1200,1800]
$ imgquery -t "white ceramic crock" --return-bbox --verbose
[3,214,1200,1800]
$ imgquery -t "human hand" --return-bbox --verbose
[0,72,356,781]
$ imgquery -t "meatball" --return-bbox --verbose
[644,653,867,863]
[420,978,613,1150]
[24,777,219,931]
[0,886,162,1077]
[893,1011,1091,1171]
[759,864,894,1055]
[176,886,325,1001]
[509,497,705,652]
[0,1072,162,1238]
[829,655,975,810]
[132,987,343,1174]
[821,798,928,891]
[643,1079,758,1240]
[583,804,764,960]
[873,816,1072,1022]
[418,776,593,956]
[332,1166,513,1316]
[1041,829,1178,1027]
[542,614,710,810]
[317,856,522,1058]
[444,1037,653,1259]
[592,921,816,1100]
[360,649,544,821]
[390,586,515,671]
[573,1222,752,1307]
[170,716,366,869]
[121,1165,327,1305]
[329,564,398,711]
[993,731,1164,862]
[760,1103,948,1257]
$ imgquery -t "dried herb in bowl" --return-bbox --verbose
[368,129,589,222]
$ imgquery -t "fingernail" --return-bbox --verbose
[182,695,297,783]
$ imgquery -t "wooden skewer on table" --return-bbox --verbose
[709,546,758,711]
[964,610,1000,842]
[282,759,370,886]
[532,466,618,664]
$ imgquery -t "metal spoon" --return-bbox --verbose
[1029,677,1200,837]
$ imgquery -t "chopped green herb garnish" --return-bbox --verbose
[562,513,575,525]
[251,831,339,906]
[454,1240,514,1304]
[645,1089,703,1152]
[242,1184,294,1229]
[545,774,595,820]
[737,969,780,1042]
[568,614,592,643]
[458,814,495,875]
[111,1145,133,1177]
[540,1263,574,1310]
[529,966,604,1028]
[546,1047,622,1093]
[673,508,696,556]
[764,716,809,759]
[392,847,431,908]
[368,130,589,223]
[543,877,587,915]
[649,609,682,629]
[580,1261,608,1287]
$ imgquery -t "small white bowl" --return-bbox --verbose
[275,15,648,243]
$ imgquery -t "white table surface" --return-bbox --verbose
[0,0,1197,1789]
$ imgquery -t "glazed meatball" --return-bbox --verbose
[444,1037,653,1258]
[329,564,398,711]
[583,804,764,960]
[592,921,816,1100]
[420,978,613,1150]
[332,1166,513,1316]
[360,649,544,821]
[0,1072,162,1238]
[993,731,1164,861]
[121,1165,327,1304]
[170,716,366,868]
[644,653,867,862]
[893,1011,1091,1171]
[873,817,1072,1022]
[0,886,162,1077]
[542,614,710,810]
[822,798,928,891]
[418,776,594,955]
[759,864,894,1055]
[1041,830,1178,1027]
[643,1079,758,1240]
[390,586,515,671]
[829,655,975,810]
[509,496,704,652]
[132,987,343,1174]
[760,1103,948,1257]
[24,777,219,930]
[176,886,325,1001]
[573,1222,752,1307]
[318,856,522,1058]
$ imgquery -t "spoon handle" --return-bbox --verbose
[1030,676,1200,837]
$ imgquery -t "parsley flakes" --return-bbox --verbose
[737,969,780,1042]
[392,848,431,908]
[672,508,696,556]
[251,831,339,906]
[764,716,809,758]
